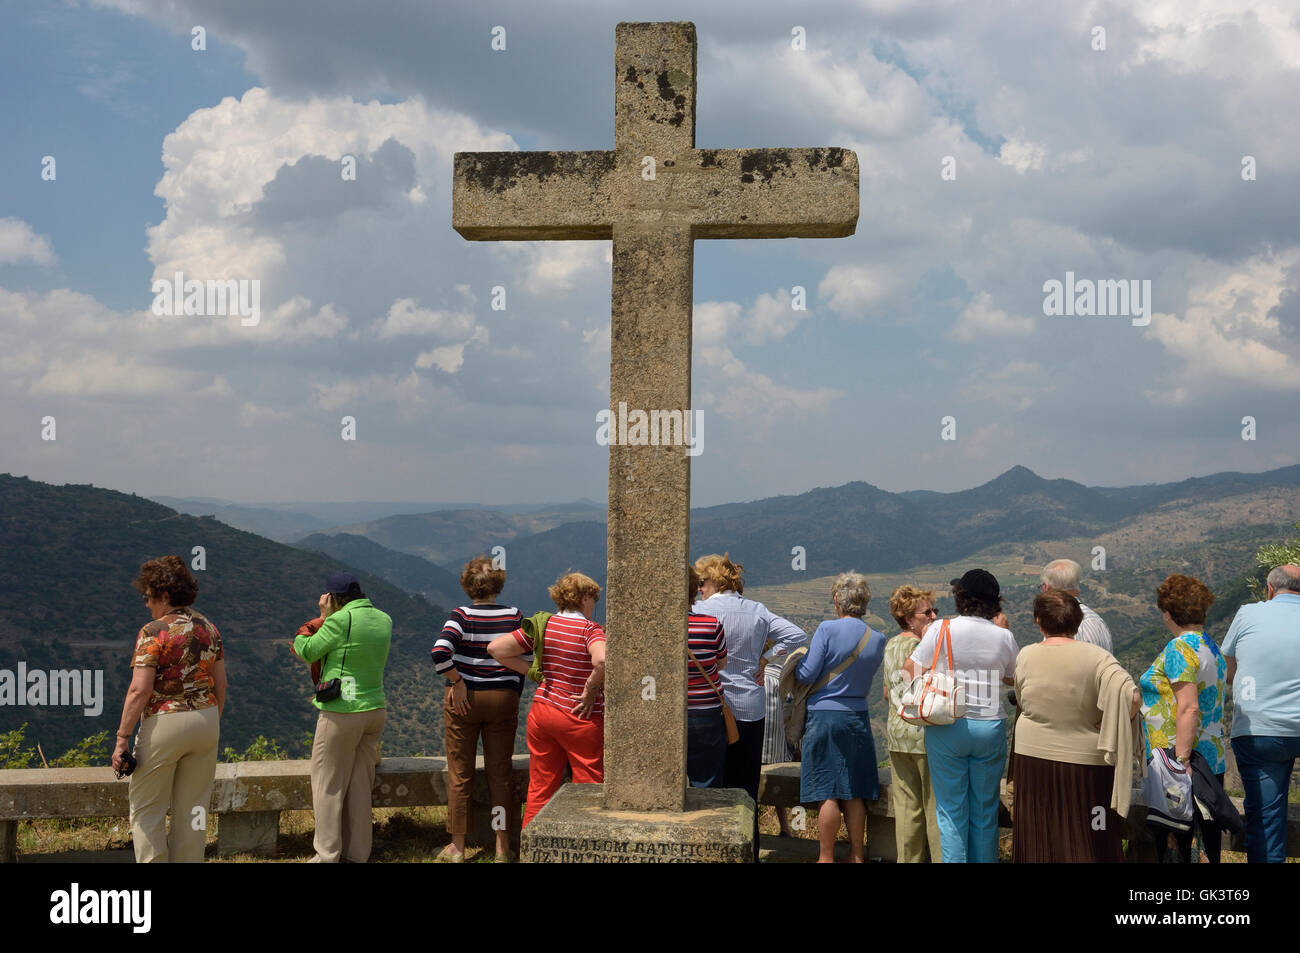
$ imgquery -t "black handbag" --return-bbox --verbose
[314,612,352,702]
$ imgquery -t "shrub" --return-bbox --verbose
[221,735,290,763]
[0,724,36,769]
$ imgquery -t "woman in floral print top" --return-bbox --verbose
[131,605,224,714]
[1139,573,1226,863]
[112,555,226,863]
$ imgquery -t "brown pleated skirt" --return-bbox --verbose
[1011,753,1124,863]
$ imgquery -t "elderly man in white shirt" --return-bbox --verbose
[1041,558,1113,654]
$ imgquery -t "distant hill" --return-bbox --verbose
[153,496,604,543]
[0,475,453,759]
[491,464,1300,619]
[295,533,463,607]
[151,496,334,542]
[325,504,605,566]
[157,466,1300,603]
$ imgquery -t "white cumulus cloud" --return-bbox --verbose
[0,218,56,266]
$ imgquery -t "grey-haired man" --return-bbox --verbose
[1041,558,1113,654]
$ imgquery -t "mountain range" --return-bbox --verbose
[3,462,1296,761]
[154,463,1300,623]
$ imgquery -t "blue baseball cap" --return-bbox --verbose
[326,571,361,595]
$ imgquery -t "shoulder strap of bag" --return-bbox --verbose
[686,643,726,703]
[810,626,874,696]
[324,611,353,679]
[928,618,953,673]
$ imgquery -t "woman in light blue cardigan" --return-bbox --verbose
[794,572,886,863]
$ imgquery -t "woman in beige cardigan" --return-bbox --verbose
[1012,590,1140,862]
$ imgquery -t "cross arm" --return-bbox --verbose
[453,150,616,240]
[679,147,859,238]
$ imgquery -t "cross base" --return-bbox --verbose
[521,783,755,863]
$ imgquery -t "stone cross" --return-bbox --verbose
[453,21,857,812]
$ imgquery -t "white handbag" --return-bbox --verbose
[1141,747,1194,832]
[897,618,966,726]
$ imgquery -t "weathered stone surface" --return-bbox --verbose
[217,810,279,856]
[521,783,753,862]
[214,761,308,813]
[0,819,16,864]
[603,223,692,811]
[0,766,133,819]
[452,21,860,813]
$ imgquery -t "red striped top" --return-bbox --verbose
[688,612,728,710]
[513,611,606,717]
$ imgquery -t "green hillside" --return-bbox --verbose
[0,474,455,760]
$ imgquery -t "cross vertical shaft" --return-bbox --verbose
[602,22,698,811]
[603,224,693,811]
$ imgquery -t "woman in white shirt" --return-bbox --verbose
[903,569,1018,863]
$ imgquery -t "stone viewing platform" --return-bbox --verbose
[4,757,1296,862]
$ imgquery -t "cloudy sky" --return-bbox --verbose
[2,0,1298,507]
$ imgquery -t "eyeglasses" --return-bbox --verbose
[922,608,938,616]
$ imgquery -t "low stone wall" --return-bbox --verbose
[2,757,1297,862]
[0,755,528,861]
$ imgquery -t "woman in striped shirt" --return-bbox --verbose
[432,556,524,862]
[688,567,729,788]
[489,572,606,827]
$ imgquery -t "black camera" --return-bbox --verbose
[315,678,342,702]
[115,750,137,779]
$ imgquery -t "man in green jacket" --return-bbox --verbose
[292,572,391,862]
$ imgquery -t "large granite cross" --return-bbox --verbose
[453,21,857,813]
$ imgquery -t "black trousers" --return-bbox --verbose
[724,717,765,801]
[724,717,765,862]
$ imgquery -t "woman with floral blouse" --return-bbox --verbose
[113,555,226,863]
[883,585,942,862]
[1139,573,1227,862]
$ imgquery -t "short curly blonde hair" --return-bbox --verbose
[832,572,871,617]
[889,585,936,627]
[694,553,744,594]
[460,555,505,601]
[548,572,601,611]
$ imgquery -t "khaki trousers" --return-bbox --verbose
[309,707,386,863]
[129,706,219,863]
[443,688,520,836]
[889,749,942,863]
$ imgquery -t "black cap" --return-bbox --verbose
[326,571,362,595]
[951,569,1000,600]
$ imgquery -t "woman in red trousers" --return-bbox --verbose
[489,572,606,826]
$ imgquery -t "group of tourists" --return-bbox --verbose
[866,560,1300,866]
[109,548,1300,865]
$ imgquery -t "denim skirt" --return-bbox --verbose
[799,709,879,802]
